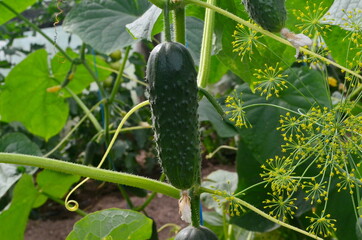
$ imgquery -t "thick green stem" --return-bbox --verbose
[0,153,180,199]
[198,87,226,118]
[173,7,186,44]
[163,1,172,42]
[189,187,200,228]
[185,0,362,82]
[348,83,362,101]
[198,87,236,128]
[135,174,166,211]
[64,87,103,132]
[109,46,131,104]
[0,2,72,62]
[197,0,216,87]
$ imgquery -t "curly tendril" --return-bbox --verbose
[64,100,150,211]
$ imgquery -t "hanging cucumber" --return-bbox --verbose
[242,0,287,32]
[146,41,201,190]
[175,225,219,240]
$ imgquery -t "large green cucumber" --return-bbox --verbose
[146,41,201,190]
[243,0,287,32]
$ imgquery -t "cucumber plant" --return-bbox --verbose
[0,0,361,240]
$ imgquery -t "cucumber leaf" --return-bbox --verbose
[66,209,153,240]
[0,49,69,140]
[0,174,38,239]
[0,0,37,25]
[63,0,151,54]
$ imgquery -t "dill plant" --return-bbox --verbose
[225,1,362,238]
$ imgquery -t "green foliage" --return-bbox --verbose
[66,209,153,240]
[33,170,80,208]
[62,0,151,54]
[0,0,37,25]
[0,174,38,239]
[0,0,361,239]
[0,49,69,140]
[51,50,109,98]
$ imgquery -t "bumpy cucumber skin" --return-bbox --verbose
[147,42,200,190]
[243,0,287,32]
[175,226,219,240]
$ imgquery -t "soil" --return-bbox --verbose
[25,163,236,240]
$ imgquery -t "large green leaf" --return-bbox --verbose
[0,174,38,239]
[0,49,69,140]
[66,209,153,240]
[0,133,40,198]
[63,0,151,54]
[126,5,162,41]
[33,170,81,208]
[324,25,360,67]
[325,188,360,240]
[51,49,110,98]
[0,0,37,25]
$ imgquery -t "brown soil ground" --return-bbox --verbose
[25,163,235,240]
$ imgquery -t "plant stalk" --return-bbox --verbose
[0,153,180,199]
[173,7,186,44]
[109,46,131,104]
[64,87,103,132]
[189,186,200,228]
[163,0,172,42]
[197,0,216,87]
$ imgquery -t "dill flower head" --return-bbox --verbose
[225,90,251,128]
[232,22,264,61]
[260,156,298,195]
[263,193,298,221]
[302,179,328,204]
[306,212,337,237]
[253,63,289,100]
[292,1,331,37]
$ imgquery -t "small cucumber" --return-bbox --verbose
[146,41,200,190]
[243,0,287,32]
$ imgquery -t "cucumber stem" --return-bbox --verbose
[189,187,201,228]
[173,7,186,44]
[0,152,180,199]
[64,87,103,132]
[109,46,131,104]
[197,0,216,87]
[163,0,172,42]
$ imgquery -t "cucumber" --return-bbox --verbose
[175,225,219,240]
[243,0,287,32]
[146,42,201,190]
